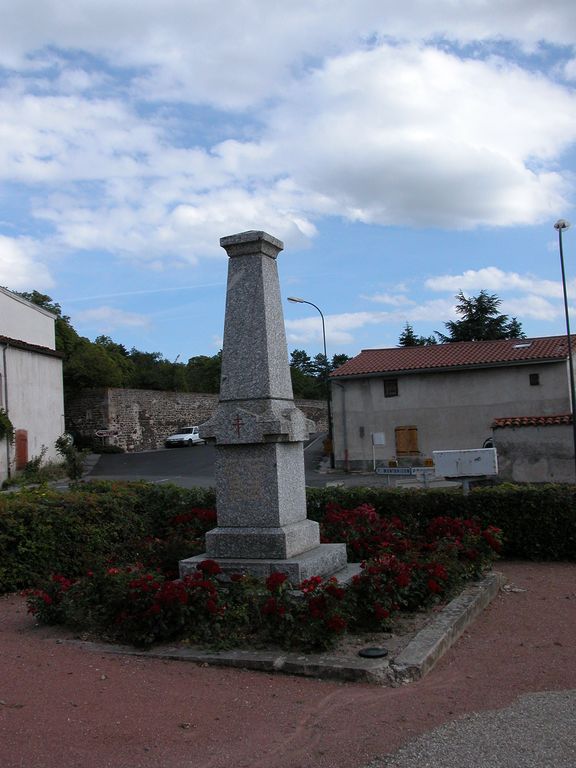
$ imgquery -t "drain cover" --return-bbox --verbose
[358,647,388,659]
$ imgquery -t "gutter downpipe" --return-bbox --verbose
[2,343,10,479]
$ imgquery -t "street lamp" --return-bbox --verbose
[288,296,335,468]
[554,219,576,481]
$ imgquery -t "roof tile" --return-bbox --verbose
[492,414,573,428]
[331,335,576,377]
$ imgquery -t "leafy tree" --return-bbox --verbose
[289,350,351,399]
[437,290,525,343]
[331,353,351,371]
[289,349,316,376]
[65,339,127,390]
[94,336,135,386]
[186,352,222,393]
[398,323,438,347]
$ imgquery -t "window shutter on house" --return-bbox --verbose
[395,425,419,455]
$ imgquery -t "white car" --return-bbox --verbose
[164,426,205,447]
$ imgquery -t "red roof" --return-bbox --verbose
[492,414,573,428]
[331,335,575,378]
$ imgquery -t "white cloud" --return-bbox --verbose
[73,305,150,331]
[426,267,566,298]
[0,235,54,290]
[263,44,576,229]
[0,1,574,285]
[286,299,455,345]
[504,295,561,321]
[362,292,416,306]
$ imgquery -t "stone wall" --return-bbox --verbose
[66,388,327,452]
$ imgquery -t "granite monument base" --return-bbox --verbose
[179,542,354,584]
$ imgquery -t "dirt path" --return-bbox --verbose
[1,561,575,768]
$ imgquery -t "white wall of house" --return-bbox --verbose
[332,361,571,470]
[493,424,574,483]
[0,288,56,348]
[0,289,64,483]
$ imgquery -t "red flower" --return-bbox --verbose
[427,579,442,594]
[206,599,219,615]
[373,603,390,620]
[326,615,347,633]
[261,597,279,616]
[300,575,323,593]
[395,572,411,588]
[197,559,222,576]
[266,572,288,591]
[325,583,345,600]
[308,596,326,618]
[429,563,448,581]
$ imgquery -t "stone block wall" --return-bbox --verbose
[66,389,327,452]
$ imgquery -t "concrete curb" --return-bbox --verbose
[68,570,505,686]
[390,570,506,684]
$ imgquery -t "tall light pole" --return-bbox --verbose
[555,219,576,481]
[288,296,335,468]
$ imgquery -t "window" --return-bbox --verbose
[529,373,540,386]
[395,425,419,455]
[383,378,399,398]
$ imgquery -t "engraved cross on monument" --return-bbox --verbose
[180,230,350,582]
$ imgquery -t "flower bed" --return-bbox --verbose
[25,501,502,653]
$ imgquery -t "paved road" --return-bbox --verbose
[86,435,335,488]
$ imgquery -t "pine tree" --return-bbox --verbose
[437,290,525,342]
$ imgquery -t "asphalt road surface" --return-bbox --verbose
[87,435,331,488]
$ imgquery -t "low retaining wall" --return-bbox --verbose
[66,388,327,452]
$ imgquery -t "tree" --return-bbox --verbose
[398,323,438,347]
[186,352,222,393]
[437,290,525,343]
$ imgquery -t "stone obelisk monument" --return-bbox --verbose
[180,230,349,582]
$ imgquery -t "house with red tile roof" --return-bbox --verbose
[330,335,575,482]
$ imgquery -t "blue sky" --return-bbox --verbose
[1,0,575,363]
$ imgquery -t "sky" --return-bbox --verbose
[1,0,576,363]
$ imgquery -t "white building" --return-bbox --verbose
[330,336,575,482]
[0,287,65,483]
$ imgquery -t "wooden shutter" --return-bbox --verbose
[395,426,419,455]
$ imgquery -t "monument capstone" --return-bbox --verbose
[179,230,352,582]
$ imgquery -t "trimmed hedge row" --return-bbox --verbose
[0,481,215,593]
[306,484,576,561]
[1,481,574,594]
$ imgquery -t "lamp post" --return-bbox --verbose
[554,219,576,481]
[288,296,335,468]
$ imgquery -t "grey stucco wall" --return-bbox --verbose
[493,423,574,483]
[332,361,571,470]
[67,388,327,452]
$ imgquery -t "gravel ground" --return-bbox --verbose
[1,561,575,768]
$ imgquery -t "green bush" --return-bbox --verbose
[307,484,576,560]
[3,481,575,597]
[0,481,215,593]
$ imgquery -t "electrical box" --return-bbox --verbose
[433,448,498,478]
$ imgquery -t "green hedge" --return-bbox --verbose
[0,481,215,593]
[306,484,576,561]
[1,480,574,594]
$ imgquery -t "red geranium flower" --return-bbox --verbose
[266,572,288,591]
[197,559,222,576]
[326,615,347,633]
